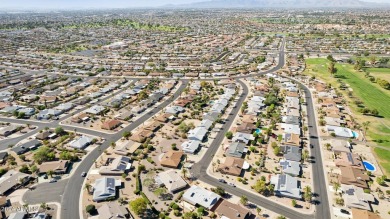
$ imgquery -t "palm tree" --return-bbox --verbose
[303,186,312,202]
[181,168,188,179]
[362,121,370,140]
[40,202,47,210]
[85,183,92,194]
[240,196,248,206]
[256,207,262,216]
[47,170,54,179]
[333,182,340,194]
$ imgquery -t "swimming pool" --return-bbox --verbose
[352,131,359,139]
[363,161,376,172]
[255,128,262,134]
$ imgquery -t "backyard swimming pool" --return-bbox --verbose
[255,128,262,134]
[363,161,376,172]
[352,131,359,139]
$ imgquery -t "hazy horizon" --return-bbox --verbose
[1,0,389,10]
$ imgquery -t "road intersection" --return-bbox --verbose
[1,38,331,219]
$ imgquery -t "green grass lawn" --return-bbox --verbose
[374,148,390,175]
[304,58,390,174]
[367,68,390,81]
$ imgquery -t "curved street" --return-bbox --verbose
[10,38,331,219]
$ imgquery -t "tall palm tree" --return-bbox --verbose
[303,186,312,202]
[181,168,188,179]
[362,121,370,140]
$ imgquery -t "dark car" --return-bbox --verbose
[218,179,226,183]
[340,209,350,215]
[81,172,87,177]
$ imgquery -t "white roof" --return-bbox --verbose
[188,127,207,141]
[232,132,255,144]
[85,105,105,115]
[69,135,92,149]
[156,170,188,193]
[280,123,301,135]
[181,140,200,154]
[183,186,221,209]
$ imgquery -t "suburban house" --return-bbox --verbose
[218,157,247,176]
[69,135,93,150]
[71,113,89,123]
[225,142,247,158]
[188,127,207,141]
[271,174,301,199]
[282,133,301,146]
[181,140,201,154]
[331,139,351,154]
[129,129,153,143]
[339,166,370,189]
[85,105,106,115]
[155,169,188,193]
[281,145,302,162]
[38,160,69,174]
[160,150,183,168]
[351,208,381,219]
[335,152,364,170]
[236,122,256,134]
[92,177,122,202]
[11,139,42,155]
[99,156,132,175]
[183,186,221,209]
[97,202,129,219]
[35,131,52,140]
[214,200,251,219]
[341,184,375,211]
[0,170,30,195]
[232,132,255,145]
[279,159,301,177]
[101,120,122,130]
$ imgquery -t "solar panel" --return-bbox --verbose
[280,174,287,186]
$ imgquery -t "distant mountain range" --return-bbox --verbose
[173,0,389,8]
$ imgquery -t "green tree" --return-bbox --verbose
[253,179,267,194]
[303,186,312,202]
[33,146,55,164]
[85,204,96,214]
[129,197,148,216]
[240,195,248,205]
[273,146,280,156]
[212,186,226,196]
[55,126,65,135]
[225,131,233,139]
[291,199,297,207]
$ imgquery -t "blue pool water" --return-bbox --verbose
[255,129,262,134]
[363,161,376,172]
[352,131,359,139]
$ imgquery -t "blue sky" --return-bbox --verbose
[1,0,388,9]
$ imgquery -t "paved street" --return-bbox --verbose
[4,38,330,219]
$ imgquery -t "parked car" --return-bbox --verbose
[49,179,57,183]
[228,182,236,187]
[81,172,87,177]
[218,179,226,183]
[340,209,350,215]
